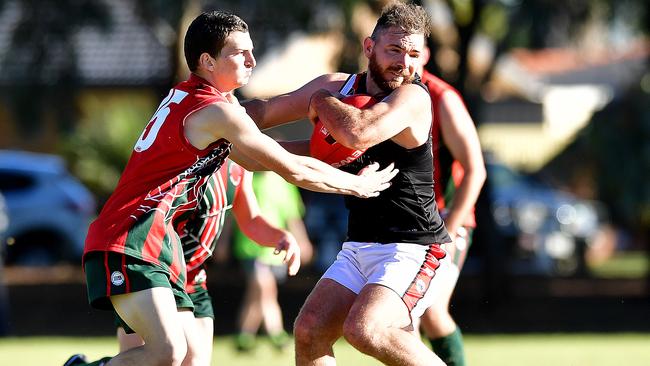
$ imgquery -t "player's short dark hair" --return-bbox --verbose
[371,1,431,39]
[184,10,249,72]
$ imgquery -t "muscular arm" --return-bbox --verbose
[438,90,486,235]
[227,140,310,170]
[242,73,348,130]
[185,101,397,198]
[311,84,432,150]
[231,171,301,275]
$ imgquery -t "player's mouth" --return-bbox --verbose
[386,67,406,79]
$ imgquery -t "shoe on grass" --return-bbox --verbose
[270,330,291,351]
[236,333,257,352]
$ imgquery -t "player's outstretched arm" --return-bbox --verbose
[231,170,301,275]
[186,101,398,198]
[242,73,348,130]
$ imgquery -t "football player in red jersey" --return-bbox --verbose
[244,3,450,365]
[415,45,486,366]
[114,160,303,365]
[68,10,397,366]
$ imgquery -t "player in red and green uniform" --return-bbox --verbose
[112,159,245,347]
[417,48,487,366]
[83,73,232,311]
[114,160,301,366]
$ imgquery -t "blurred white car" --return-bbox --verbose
[0,150,96,265]
[487,159,604,276]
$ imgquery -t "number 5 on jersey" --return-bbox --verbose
[134,89,189,152]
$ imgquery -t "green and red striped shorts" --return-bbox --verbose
[84,251,193,312]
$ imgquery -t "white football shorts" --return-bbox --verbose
[322,241,448,318]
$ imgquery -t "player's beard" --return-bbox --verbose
[368,52,414,94]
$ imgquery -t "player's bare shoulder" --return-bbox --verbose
[315,72,350,92]
[185,100,247,149]
[386,83,431,120]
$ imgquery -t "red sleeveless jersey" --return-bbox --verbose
[182,160,247,272]
[421,70,476,227]
[84,74,232,283]
[184,160,248,293]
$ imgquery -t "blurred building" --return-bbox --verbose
[478,41,649,172]
[0,0,175,151]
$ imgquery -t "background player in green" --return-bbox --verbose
[415,44,486,365]
[232,171,313,352]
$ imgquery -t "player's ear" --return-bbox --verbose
[199,53,215,71]
[363,37,374,58]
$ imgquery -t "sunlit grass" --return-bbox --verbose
[590,251,649,278]
[0,333,649,366]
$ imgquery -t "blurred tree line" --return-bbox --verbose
[0,0,648,239]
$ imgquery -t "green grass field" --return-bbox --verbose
[1,333,648,366]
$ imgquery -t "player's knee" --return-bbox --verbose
[293,310,318,344]
[294,309,338,348]
[146,338,187,366]
[342,316,379,354]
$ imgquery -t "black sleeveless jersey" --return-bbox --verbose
[339,73,451,245]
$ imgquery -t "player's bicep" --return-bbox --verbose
[358,85,431,144]
[222,109,299,175]
[381,85,432,126]
[245,73,347,129]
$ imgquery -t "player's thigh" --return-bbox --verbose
[296,278,356,337]
[348,283,413,330]
[111,287,186,347]
[362,242,447,319]
[252,261,277,291]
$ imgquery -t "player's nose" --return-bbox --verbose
[245,52,256,68]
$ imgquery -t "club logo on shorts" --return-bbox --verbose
[194,269,207,284]
[415,278,426,294]
[111,271,125,286]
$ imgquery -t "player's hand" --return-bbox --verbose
[355,162,398,198]
[273,232,301,276]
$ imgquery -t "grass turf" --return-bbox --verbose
[1,333,648,366]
